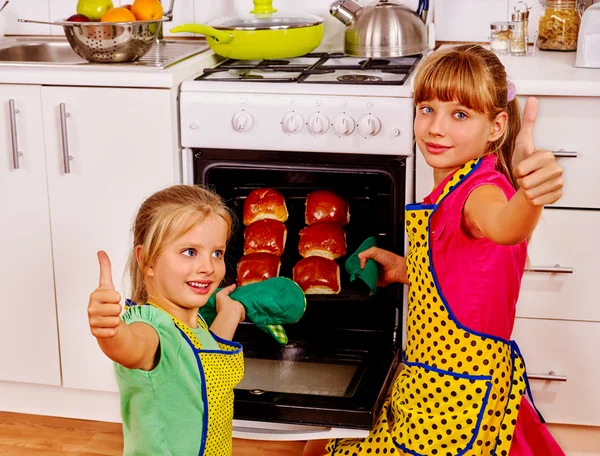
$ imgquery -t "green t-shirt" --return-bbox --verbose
[115,305,219,456]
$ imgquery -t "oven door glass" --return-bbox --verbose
[194,149,406,429]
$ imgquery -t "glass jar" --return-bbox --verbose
[490,22,513,55]
[510,6,530,55]
[537,0,581,51]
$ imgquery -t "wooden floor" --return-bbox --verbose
[0,412,306,455]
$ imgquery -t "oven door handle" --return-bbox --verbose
[232,419,370,441]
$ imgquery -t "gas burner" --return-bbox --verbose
[358,59,391,66]
[240,72,265,80]
[195,52,422,85]
[337,74,383,83]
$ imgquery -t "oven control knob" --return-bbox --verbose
[332,114,356,136]
[357,115,382,137]
[307,114,330,135]
[232,111,254,132]
[281,112,304,134]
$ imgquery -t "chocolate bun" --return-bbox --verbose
[244,219,287,256]
[236,253,281,287]
[244,188,289,226]
[298,223,347,260]
[305,190,350,226]
[293,256,341,295]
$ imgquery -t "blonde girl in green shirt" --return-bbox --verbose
[87,185,245,456]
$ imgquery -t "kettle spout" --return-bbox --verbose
[330,0,363,25]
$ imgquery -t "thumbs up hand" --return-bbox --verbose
[512,98,564,206]
[88,251,123,339]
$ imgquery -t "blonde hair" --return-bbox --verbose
[127,185,234,304]
[413,44,521,188]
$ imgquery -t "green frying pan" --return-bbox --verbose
[171,0,324,60]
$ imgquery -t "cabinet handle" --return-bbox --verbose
[551,150,577,159]
[9,99,23,170]
[59,103,73,174]
[527,371,567,382]
[525,265,574,274]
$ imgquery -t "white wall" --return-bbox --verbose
[2,0,418,41]
[434,0,542,44]
[1,0,542,44]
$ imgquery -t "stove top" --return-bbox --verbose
[198,52,422,85]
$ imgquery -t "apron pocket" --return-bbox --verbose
[391,361,492,456]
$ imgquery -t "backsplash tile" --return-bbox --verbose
[4,0,51,35]
[435,0,509,42]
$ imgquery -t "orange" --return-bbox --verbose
[131,0,163,21]
[101,6,136,22]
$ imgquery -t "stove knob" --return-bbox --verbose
[232,111,254,132]
[281,112,304,134]
[357,115,382,137]
[332,114,356,136]
[307,113,330,135]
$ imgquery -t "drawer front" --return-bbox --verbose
[523,96,600,209]
[517,208,599,322]
[512,318,600,426]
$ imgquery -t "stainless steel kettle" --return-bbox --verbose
[330,0,428,57]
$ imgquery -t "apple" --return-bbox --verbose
[76,0,114,22]
[122,4,132,10]
[66,14,91,22]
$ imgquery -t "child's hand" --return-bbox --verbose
[512,97,564,206]
[358,247,408,286]
[215,284,245,322]
[88,251,123,339]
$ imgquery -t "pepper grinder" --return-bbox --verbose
[510,1,530,55]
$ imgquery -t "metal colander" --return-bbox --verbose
[18,18,165,63]
[63,20,163,63]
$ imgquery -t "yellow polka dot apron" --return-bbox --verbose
[328,158,542,456]
[147,302,244,456]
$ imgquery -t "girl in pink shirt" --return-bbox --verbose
[305,45,565,456]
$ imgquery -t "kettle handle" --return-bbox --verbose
[330,0,363,25]
[170,24,234,43]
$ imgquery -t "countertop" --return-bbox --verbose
[439,44,600,97]
[498,48,600,97]
[0,38,220,89]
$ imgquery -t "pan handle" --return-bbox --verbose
[170,24,233,43]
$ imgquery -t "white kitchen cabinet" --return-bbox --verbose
[523,96,600,209]
[512,317,600,426]
[40,86,180,392]
[518,208,600,322]
[0,86,62,386]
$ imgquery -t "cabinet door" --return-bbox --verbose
[0,85,61,385]
[525,96,600,209]
[41,86,179,392]
[512,318,600,426]
[517,208,600,322]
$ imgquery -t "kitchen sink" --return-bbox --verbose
[0,38,209,68]
[0,41,84,64]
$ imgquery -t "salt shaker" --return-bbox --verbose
[510,2,530,55]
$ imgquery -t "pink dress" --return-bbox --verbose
[424,154,565,456]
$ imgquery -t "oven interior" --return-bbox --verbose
[195,149,407,428]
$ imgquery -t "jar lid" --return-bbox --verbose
[512,10,530,20]
[490,21,514,31]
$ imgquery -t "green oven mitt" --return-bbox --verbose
[345,236,379,297]
[201,277,306,345]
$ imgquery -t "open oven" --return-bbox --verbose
[179,50,419,438]
[183,147,410,437]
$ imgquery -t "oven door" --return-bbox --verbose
[186,148,406,434]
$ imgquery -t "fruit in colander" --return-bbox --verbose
[131,0,163,21]
[76,0,114,21]
[101,6,136,22]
